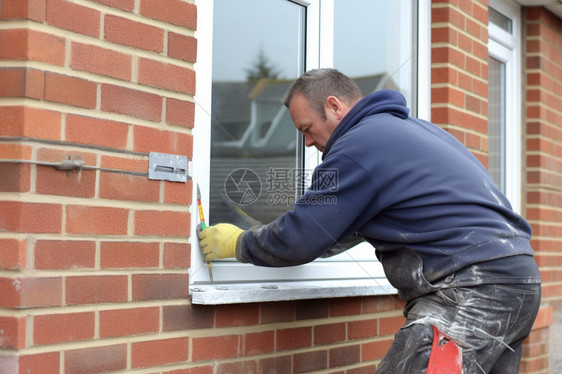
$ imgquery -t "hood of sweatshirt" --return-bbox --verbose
[322,89,410,160]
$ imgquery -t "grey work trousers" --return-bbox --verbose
[375,283,541,374]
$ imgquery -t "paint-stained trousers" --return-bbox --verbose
[375,283,541,374]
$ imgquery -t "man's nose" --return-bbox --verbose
[304,135,315,147]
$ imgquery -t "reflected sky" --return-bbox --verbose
[213,0,303,81]
[212,0,405,82]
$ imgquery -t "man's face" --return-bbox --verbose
[288,93,342,152]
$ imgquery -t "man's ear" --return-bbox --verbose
[325,96,346,120]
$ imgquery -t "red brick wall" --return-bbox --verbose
[523,6,562,374]
[0,0,196,372]
[431,0,489,167]
[524,6,562,311]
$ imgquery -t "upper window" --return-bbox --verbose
[488,0,521,212]
[191,0,430,304]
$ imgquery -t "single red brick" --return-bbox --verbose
[100,241,159,269]
[132,273,189,301]
[330,297,362,316]
[65,114,129,149]
[260,301,296,324]
[192,335,238,361]
[0,316,26,349]
[11,277,63,308]
[296,299,330,320]
[138,58,195,94]
[216,303,259,328]
[101,155,148,174]
[164,243,191,269]
[294,350,327,372]
[348,319,378,340]
[44,72,97,109]
[101,84,162,122]
[45,0,100,37]
[99,173,160,203]
[162,304,214,331]
[0,239,26,270]
[0,106,61,140]
[0,164,31,193]
[163,179,192,205]
[0,0,45,21]
[104,14,164,52]
[0,201,62,234]
[17,352,60,373]
[65,344,127,374]
[0,29,65,66]
[276,327,312,350]
[134,209,190,237]
[65,205,129,235]
[329,344,361,368]
[71,42,132,81]
[133,125,193,155]
[35,166,96,198]
[168,32,197,63]
[131,337,189,368]
[0,29,27,60]
[34,312,95,345]
[99,307,159,337]
[0,143,32,159]
[34,240,95,269]
[314,323,346,345]
[166,98,195,128]
[244,331,274,356]
[0,68,27,97]
[140,0,196,29]
[66,275,128,305]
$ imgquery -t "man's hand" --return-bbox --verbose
[198,223,244,262]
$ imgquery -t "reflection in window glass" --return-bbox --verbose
[334,0,416,112]
[210,0,305,226]
[489,7,513,33]
[488,56,506,192]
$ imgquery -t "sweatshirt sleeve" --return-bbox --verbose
[235,153,379,267]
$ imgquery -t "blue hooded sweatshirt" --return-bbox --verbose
[236,90,539,300]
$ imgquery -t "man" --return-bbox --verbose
[199,68,541,373]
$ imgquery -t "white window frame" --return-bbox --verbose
[190,0,431,305]
[488,0,522,213]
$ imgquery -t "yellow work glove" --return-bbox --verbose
[198,223,244,262]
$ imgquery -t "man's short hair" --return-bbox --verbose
[283,68,363,120]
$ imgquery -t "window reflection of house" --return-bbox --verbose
[211,74,395,157]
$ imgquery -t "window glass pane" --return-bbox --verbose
[488,56,506,192]
[489,6,512,33]
[210,0,305,226]
[333,0,416,111]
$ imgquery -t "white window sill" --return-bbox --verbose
[190,279,396,305]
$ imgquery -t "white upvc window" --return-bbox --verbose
[190,0,431,305]
[488,0,522,213]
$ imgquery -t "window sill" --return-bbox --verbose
[190,279,396,305]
